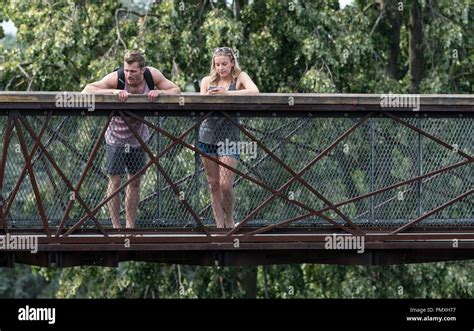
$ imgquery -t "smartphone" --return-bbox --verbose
[208,85,219,91]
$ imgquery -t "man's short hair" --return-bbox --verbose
[124,50,145,68]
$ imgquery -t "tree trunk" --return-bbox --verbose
[234,0,246,20]
[240,267,257,298]
[408,0,423,93]
[387,7,405,80]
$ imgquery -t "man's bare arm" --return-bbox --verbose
[82,72,120,94]
[149,67,181,94]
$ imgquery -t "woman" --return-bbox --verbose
[199,47,259,228]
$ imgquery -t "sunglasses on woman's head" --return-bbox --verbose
[214,47,233,54]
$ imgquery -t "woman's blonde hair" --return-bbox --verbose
[209,47,242,85]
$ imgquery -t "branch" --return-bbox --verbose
[17,64,33,91]
[321,58,338,92]
[192,0,208,31]
[116,8,160,18]
[369,7,387,38]
[427,0,468,30]
[5,74,21,91]
[114,8,127,50]
[293,63,310,92]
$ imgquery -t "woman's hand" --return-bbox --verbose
[206,87,227,95]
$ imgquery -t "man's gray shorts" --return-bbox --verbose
[105,144,146,175]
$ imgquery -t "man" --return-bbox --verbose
[83,50,180,229]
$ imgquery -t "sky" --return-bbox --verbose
[1,0,353,37]
[2,20,16,36]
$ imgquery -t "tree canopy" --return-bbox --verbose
[0,0,472,298]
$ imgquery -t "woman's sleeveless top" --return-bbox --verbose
[198,81,240,145]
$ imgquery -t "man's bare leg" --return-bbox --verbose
[219,156,237,228]
[107,175,122,228]
[125,174,141,229]
[203,157,225,228]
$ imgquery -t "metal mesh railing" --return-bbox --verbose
[0,110,472,233]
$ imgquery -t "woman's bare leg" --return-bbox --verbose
[203,157,225,228]
[219,156,238,228]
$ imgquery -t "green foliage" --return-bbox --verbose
[42,261,474,298]
[303,262,473,298]
[0,0,472,298]
[2,0,471,93]
[0,265,57,298]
